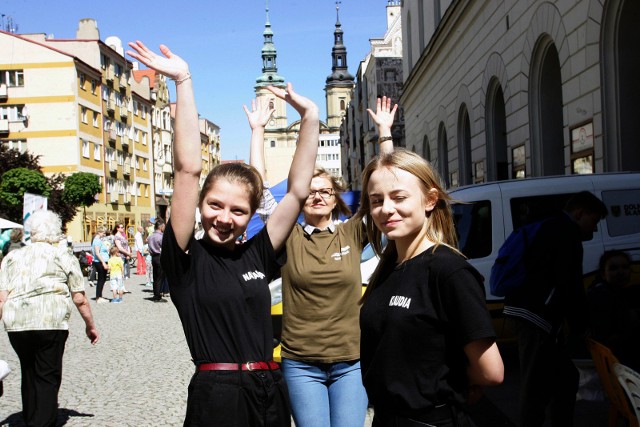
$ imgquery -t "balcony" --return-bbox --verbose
[119,75,127,88]
[109,193,119,204]
[105,67,114,82]
[108,161,117,173]
[123,193,131,204]
[0,119,9,134]
[106,99,115,113]
[123,160,131,175]
[121,135,129,148]
[108,129,116,141]
[0,84,7,100]
[119,106,128,119]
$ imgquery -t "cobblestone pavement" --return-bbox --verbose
[0,273,193,427]
[0,273,374,427]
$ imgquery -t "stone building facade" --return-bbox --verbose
[401,0,639,188]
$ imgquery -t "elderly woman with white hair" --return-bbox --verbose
[0,210,99,427]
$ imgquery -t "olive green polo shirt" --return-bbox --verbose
[281,219,367,363]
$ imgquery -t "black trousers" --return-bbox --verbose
[513,318,579,427]
[151,254,163,299]
[93,261,107,300]
[184,369,291,426]
[8,330,69,427]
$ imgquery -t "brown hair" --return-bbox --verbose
[357,149,459,301]
[312,167,352,219]
[199,163,264,214]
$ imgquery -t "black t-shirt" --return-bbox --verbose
[360,245,495,416]
[161,221,285,364]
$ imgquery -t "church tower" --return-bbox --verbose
[255,0,295,184]
[325,2,355,133]
[255,0,287,131]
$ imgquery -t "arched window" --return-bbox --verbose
[437,122,449,187]
[485,78,508,181]
[457,104,472,186]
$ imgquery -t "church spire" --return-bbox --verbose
[326,1,354,87]
[256,0,285,89]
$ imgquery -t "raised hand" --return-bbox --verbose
[243,97,275,130]
[367,96,398,133]
[266,83,319,118]
[126,40,189,82]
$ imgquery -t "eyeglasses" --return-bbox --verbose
[308,189,334,200]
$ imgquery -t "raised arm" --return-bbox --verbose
[127,41,201,250]
[264,83,319,252]
[366,96,397,155]
[245,97,278,224]
[245,97,274,181]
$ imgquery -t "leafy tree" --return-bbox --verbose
[49,173,79,228]
[63,172,102,207]
[0,144,41,179]
[0,168,51,222]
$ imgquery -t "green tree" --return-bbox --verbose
[62,172,102,207]
[0,168,51,222]
[0,144,41,178]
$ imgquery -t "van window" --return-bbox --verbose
[453,201,492,259]
[510,194,572,230]
[601,189,640,237]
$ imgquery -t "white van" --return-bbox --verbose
[450,172,640,335]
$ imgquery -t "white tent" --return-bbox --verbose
[0,217,23,230]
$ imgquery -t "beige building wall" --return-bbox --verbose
[400,0,638,187]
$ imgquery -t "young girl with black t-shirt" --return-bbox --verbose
[127,40,319,426]
[358,150,504,427]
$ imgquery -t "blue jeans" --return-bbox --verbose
[281,358,368,427]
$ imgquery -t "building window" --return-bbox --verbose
[142,132,147,146]
[135,156,140,169]
[93,111,99,127]
[93,142,101,160]
[91,79,97,94]
[0,105,26,121]
[2,139,27,153]
[79,73,86,89]
[143,159,148,171]
[512,145,526,179]
[82,139,90,158]
[0,69,24,87]
[81,107,88,124]
[141,105,146,119]
[134,100,139,116]
[134,130,140,142]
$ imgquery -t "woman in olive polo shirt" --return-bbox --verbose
[251,97,396,427]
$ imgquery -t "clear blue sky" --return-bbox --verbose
[3,0,391,161]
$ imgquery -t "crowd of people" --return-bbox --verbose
[0,38,636,427]
[87,220,160,304]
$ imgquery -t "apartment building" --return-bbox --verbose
[340,1,404,190]
[199,117,221,188]
[0,20,156,242]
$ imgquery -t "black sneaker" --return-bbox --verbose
[152,297,167,303]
